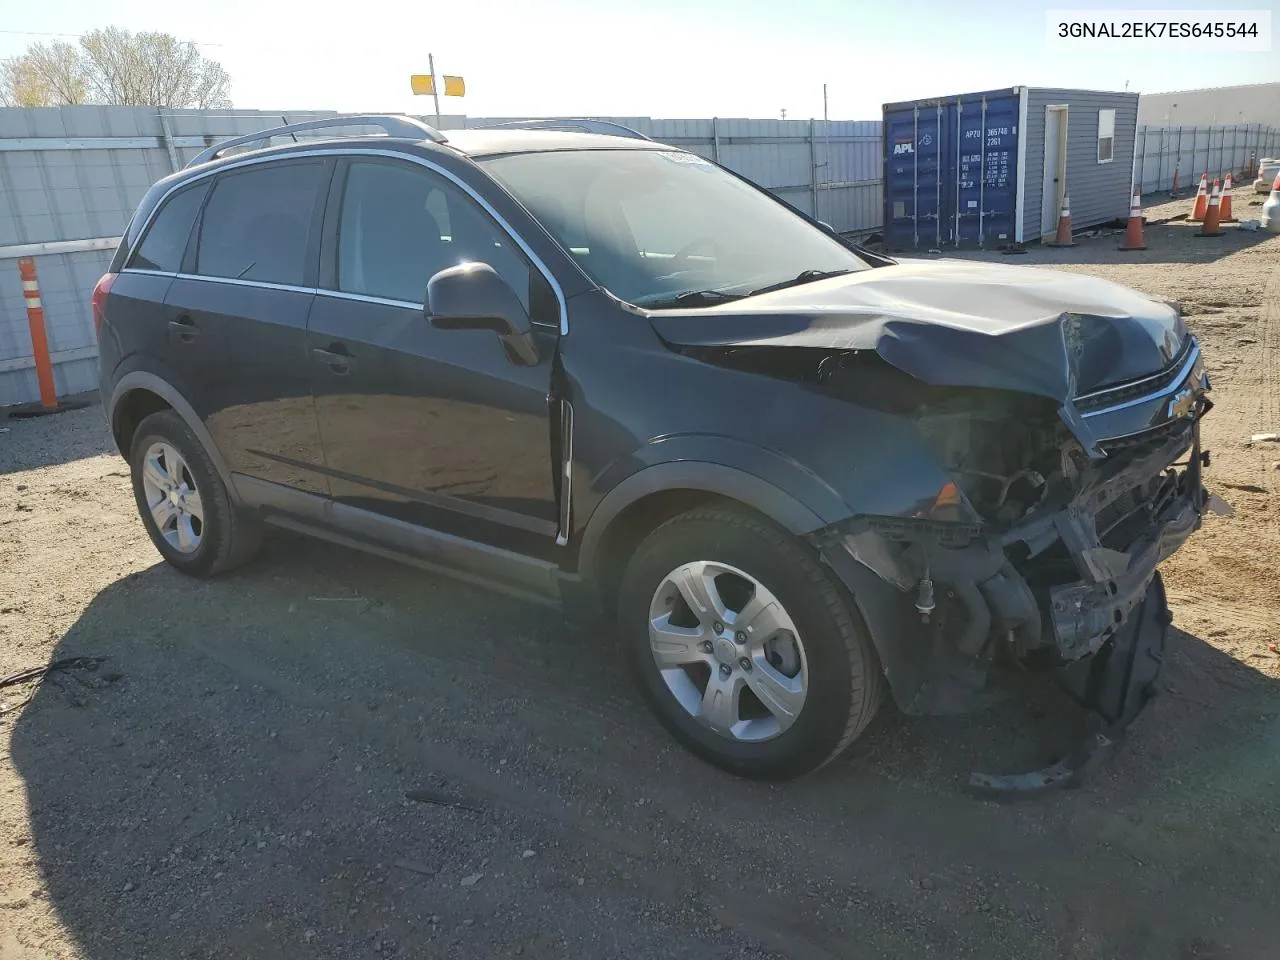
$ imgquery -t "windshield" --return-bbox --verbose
[480,149,870,308]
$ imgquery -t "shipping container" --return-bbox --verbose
[882,87,1139,250]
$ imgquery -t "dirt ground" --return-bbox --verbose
[1,199,1279,960]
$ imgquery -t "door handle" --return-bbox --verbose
[313,345,354,375]
[167,315,199,343]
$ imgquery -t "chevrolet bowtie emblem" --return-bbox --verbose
[1167,385,1197,419]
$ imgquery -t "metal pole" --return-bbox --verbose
[156,110,181,173]
[428,52,442,125]
[809,118,819,221]
[1176,125,1183,194]
[1138,124,1147,194]
[823,84,828,122]
[711,117,720,163]
[1156,127,1164,195]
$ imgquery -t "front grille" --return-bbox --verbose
[1097,416,1194,456]
[1074,338,1195,415]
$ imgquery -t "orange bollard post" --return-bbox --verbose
[17,257,58,411]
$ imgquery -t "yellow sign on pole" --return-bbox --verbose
[410,56,465,124]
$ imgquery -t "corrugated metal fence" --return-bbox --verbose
[0,107,885,408]
[1133,123,1280,196]
[474,117,885,237]
[0,108,344,407]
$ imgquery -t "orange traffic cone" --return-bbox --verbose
[1190,173,1209,221]
[1195,180,1223,238]
[1220,171,1236,222]
[1119,185,1146,251]
[1046,188,1076,247]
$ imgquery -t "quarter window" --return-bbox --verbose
[335,160,536,314]
[1097,109,1115,163]
[195,161,325,285]
[129,181,209,273]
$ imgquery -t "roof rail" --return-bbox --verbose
[479,118,653,142]
[185,114,447,168]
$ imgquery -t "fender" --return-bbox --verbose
[575,438,851,579]
[107,370,239,504]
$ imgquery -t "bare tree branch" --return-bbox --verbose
[0,27,231,108]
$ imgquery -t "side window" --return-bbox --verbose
[128,181,209,273]
[1097,109,1116,163]
[335,160,539,316]
[196,161,325,285]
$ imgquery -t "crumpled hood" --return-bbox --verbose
[648,259,1188,399]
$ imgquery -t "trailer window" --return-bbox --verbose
[1098,109,1115,163]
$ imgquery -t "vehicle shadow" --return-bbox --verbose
[9,535,1280,959]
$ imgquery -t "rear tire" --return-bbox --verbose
[129,410,262,577]
[618,506,884,780]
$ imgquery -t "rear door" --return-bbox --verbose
[163,158,332,496]
[307,156,560,554]
[111,180,210,389]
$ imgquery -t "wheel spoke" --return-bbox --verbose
[161,445,184,484]
[698,671,743,734]
[745,659,806,729]
[174,513,200,552]
[142,454,170,491]
[649,613,710,668]
[150,497,178,530]
[729,592,789,643]
[183,489,204,522]
[671,562,729,626]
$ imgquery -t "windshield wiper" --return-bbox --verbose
[641,289,744,310]
[746,269,855,297]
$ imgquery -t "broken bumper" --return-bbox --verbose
[816,419,1208,720]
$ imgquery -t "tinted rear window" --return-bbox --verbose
[196,161,325,286]
[128,181,209,273]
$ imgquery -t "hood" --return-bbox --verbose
[648,259,1188,401]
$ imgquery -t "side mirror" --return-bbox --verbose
[425,262,540,366]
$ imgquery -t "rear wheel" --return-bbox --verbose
[618,506,884,780]
[129,410,262,577]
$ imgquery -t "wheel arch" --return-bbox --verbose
[108,372,238,504]
[574,460,835,616]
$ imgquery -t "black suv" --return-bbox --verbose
[96,115,1213,783]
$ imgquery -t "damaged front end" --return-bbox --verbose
[810,339,1216,792]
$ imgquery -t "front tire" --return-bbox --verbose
[618,506,884,780]
[129,410,262,577]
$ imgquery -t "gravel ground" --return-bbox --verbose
[2,206,1279,960]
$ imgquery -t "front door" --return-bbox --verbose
[1041,106,1069,238]
[164,158,333,496]
[308,157,559,554]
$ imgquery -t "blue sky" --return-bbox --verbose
[1,0,1276,119]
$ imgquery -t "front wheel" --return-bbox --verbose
[618,507,884,780]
